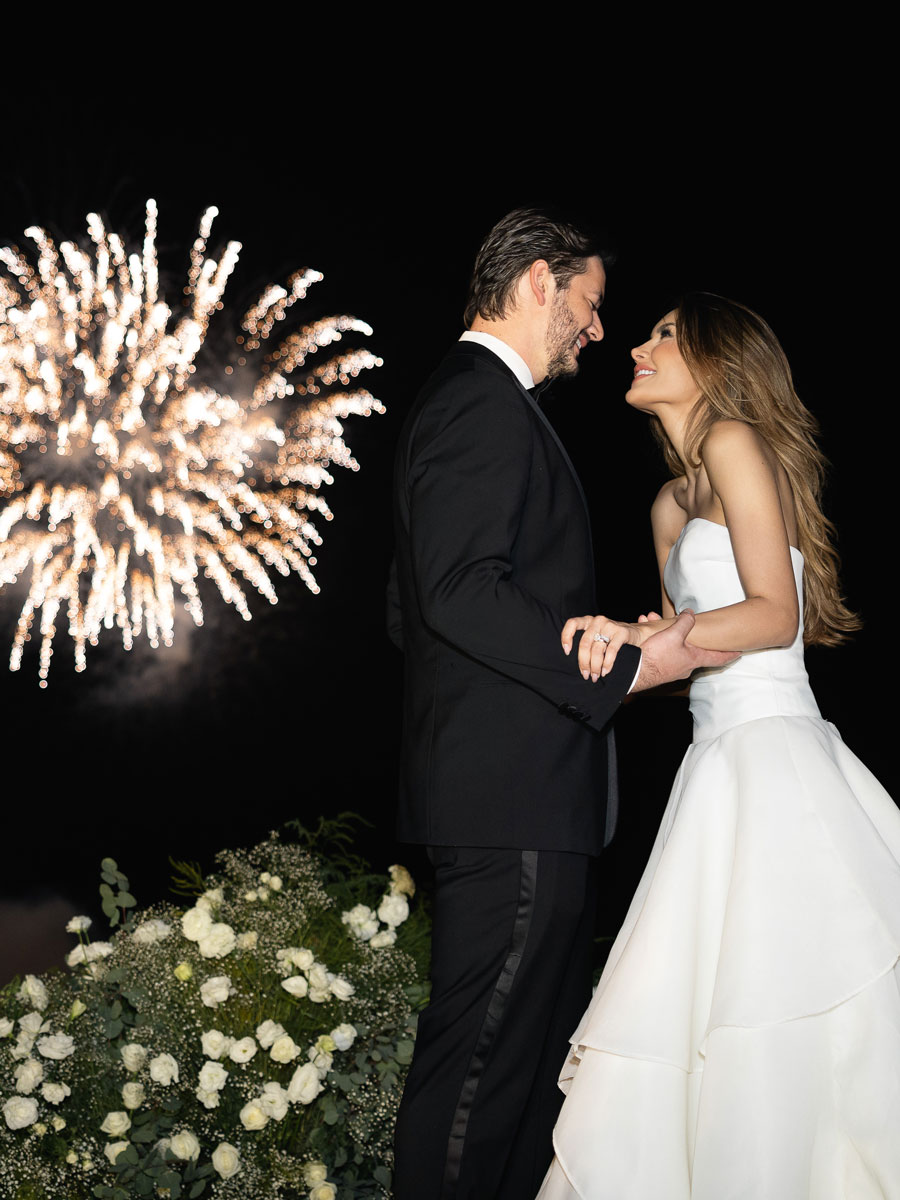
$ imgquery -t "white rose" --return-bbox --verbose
[120,1043,147,1072]
[310,1185,337,1200]
[286,1062,324,1105]
[342,904,379,941]
[198,923,237,959]
[133,919,171,945]
[212,1141,241,1179]
[281,974,309,998]
[11,1033,35,1060]
[85,941,114,961]
[244,890,258,902]
[255,1019,285,1049]
[308,963,330,991]
[257,887,270,901]
[17,975,48,1011]
[181,906,213,942]
[239,1099,269,1130]
[14,1057,43,1094]
[41,1081,71,1105]
[377,892,410,928]
[330,1023,357,1051]
[269,1034,301,1063]
[122,1082,145,1109]
[0,1017,13,1037]
[18,1012,46,1035]
[292,948,315,971]
[196,887,224,912]
[388,863,416,897]
[4,1095,39,1129]
[200,1029,233,1060]
[303,1161,329,1185]
[37,1033,75,1060]
[228,1037,257,1063]
[259,1081,289,1121]
[258,872,271,884]
[104,1140,130,1165]
[196,1087,220,1110]
[100,1110,132,1136]
[170,1129,201,1160]
[369,928,397,949]
[66,915,92,933]
[329,974,355,1001]
[308,1046,333,1077]
[199,975,234,1008]
[269,875,283,891]
[66,945,88,967]
[198,1061,229,1091]
[149,1053,179,1085]
[275,947,300,976]
[237,931,258,950]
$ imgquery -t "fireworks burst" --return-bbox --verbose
[0,201,383,685]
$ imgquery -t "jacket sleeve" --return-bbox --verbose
[386,555,403,651]
[404,371,638,733]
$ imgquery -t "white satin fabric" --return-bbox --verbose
[538,519,900,1199]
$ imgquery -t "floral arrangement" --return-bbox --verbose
[0,821,429,1199]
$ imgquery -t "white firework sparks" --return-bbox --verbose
[0,200,383,685]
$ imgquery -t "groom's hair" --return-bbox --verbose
[464,207,611,327]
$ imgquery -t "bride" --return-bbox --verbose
[537,294,900,1199]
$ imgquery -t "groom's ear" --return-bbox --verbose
[526,259,553,308]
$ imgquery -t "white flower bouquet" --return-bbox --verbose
[0,823,429,1199]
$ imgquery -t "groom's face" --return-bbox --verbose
[544,257,606,379]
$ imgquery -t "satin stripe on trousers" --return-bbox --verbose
[393,847,599,1200]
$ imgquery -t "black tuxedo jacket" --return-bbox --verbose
[388,340,639,855]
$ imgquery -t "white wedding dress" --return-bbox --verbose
[538,518,900,1200]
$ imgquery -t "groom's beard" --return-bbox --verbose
[544,290,582,379]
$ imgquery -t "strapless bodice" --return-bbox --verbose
[664,518,821,741]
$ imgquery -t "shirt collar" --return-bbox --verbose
[459,331,535,391]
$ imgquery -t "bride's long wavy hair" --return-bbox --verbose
[650,292,860,646]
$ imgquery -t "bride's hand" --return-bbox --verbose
[561,614,660,681]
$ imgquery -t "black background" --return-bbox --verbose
[0,65,892,980]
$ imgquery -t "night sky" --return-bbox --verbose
[0,84,891,981]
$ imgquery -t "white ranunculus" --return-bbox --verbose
[65,914,92,933]
[281,974,309,998]
[310,1184,337,1200]
[201,1029,234,1060]
[369,928,397,949]
[286,1062,324,1105]
[100,1111,132,1136]
[120,1043,147,1072]
[132,919,171,944]
[149,1053,179,1084]
[228,1037,257,1063]
[198,922,236,960]
[259,1081,289,1121]
[269,875,283,891]
[257,886,270,901]
[303,1161,329,1186]
[52,1115,65,1131]
[4,1095,39,1129]
[342,903,379,941]
[259,872,271,884]
[37,1033,75,1060]
[200,975,233,1009]
[236,930,258,950]
[329,974,355,1001]
[14,1057,44,1094]
[170,1129,201,1160]
[198,1061,229,1092]
[0,1016,13,1037]
[212,1141,241,1179]
[243,890,258,901]
[18,975,48,1011]
[196,1086,220,1109]
[269,1034,301,1063]
[122,1082,145,1109]
[104,1140,130,1165]
[239,1099,269,1130]
[42,1081,71,1105]
[377,892,410,928]
[181,906,213,942]
[330,1023,357,1051]
[255,1020,285,1049]
[196,887,224,913]
[85,941,113,962]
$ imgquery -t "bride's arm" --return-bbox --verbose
[566,422,800,677]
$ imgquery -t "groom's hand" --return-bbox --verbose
[630,610,739,693]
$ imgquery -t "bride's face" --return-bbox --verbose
[626,311,702,413]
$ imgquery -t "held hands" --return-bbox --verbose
[562,613,660,681]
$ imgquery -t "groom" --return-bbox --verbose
[388,208,731,1198]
